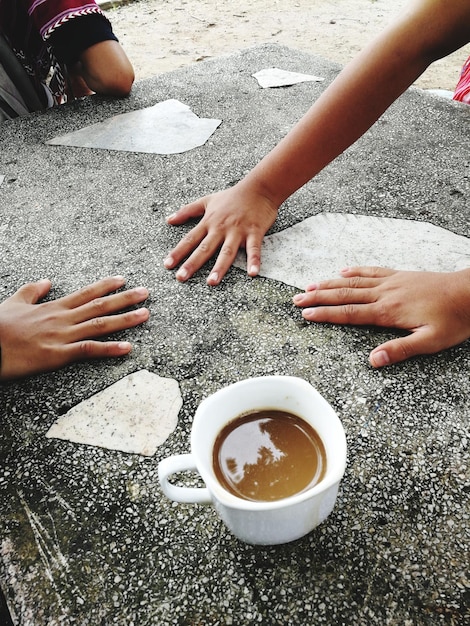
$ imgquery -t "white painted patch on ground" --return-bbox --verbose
[234,213,470,289]
[46,99,221,154]
[252,67,324,88]
[46,370,182,455]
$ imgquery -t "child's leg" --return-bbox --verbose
[48,13,134,99]
[71,40,134,98]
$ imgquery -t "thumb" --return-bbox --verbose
[369,330,437,368]
[13,279,52,304]
[167,198,208,225]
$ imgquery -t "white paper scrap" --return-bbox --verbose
[46,99,222,154]
[252,67,324,88]
[234,213,470,289]
[46,370,182,456]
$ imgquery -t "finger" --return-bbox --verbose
[206,235,245,285]
[59,276,128,309]
[63,339,134,364]
[301,302,378,326]
[69,287,149,324]
[294,285,377,308]
[369,329,440,368]
[174,231,228,282]
[163,225,208,271]
[69,307,150,342]
[13,279,52,304]
[304,275,381,293]
[166,198,208,225]
[340,266,396,279]
[245,232,263,277]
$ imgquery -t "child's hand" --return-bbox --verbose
[293,267,470,367]
[163,182,279,286]
[0,277,149,380]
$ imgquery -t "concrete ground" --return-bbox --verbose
[0,43,469,625]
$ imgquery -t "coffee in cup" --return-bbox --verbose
[213,409,326,502]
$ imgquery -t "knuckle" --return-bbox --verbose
[119,291,133,306]
[369,266,384,278]
[197,240,213,255]
[91,297,107,314]
[219,244,235,258]
[90,316,107,332]
[121,311,137,325]
[341,304,357,321]
[348,276,363,289]
[182,232,198,246]
[248,244,262,258]
[397,342,414,360]
[338,287,353,300]
[78,285,95,301]
[79,341,95,357]
[121,289,143,306]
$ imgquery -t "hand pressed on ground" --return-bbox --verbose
[0,276,149,380]
[164,182,278,285]
[293,267,470,367]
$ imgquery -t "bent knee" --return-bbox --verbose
[104,67,134,97]
[91,63,134,97]
[79,41,135,97]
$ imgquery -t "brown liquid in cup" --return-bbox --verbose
[213,410,326,502]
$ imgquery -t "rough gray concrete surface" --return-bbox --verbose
[0,44,469,625]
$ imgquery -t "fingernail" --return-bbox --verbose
[118,342,132,351]
[293,294,304,304]
[166,213,177,221]
[134,287,148,296]
[113,275,125,281]
[176,267,188,281]
[208,272,218,284]
[135,307,149,318]
[370,350,390,368]
[305,283,318,292]
[163,256,174,268]
[302,308,315,318]
[248,265,259,276]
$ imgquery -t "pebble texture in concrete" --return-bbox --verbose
[0,44,469,625]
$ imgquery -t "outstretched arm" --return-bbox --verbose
[293,267,470,367]
[164,0,470,284]
[0,276,149,380]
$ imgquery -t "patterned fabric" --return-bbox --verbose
[453,56,470,104]
[0,0,106,106]
[27,0,104,40]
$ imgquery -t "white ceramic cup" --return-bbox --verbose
[158,376,347,545]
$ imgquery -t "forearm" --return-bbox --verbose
[242,0,470,206]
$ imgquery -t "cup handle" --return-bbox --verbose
[158,454,212,504]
